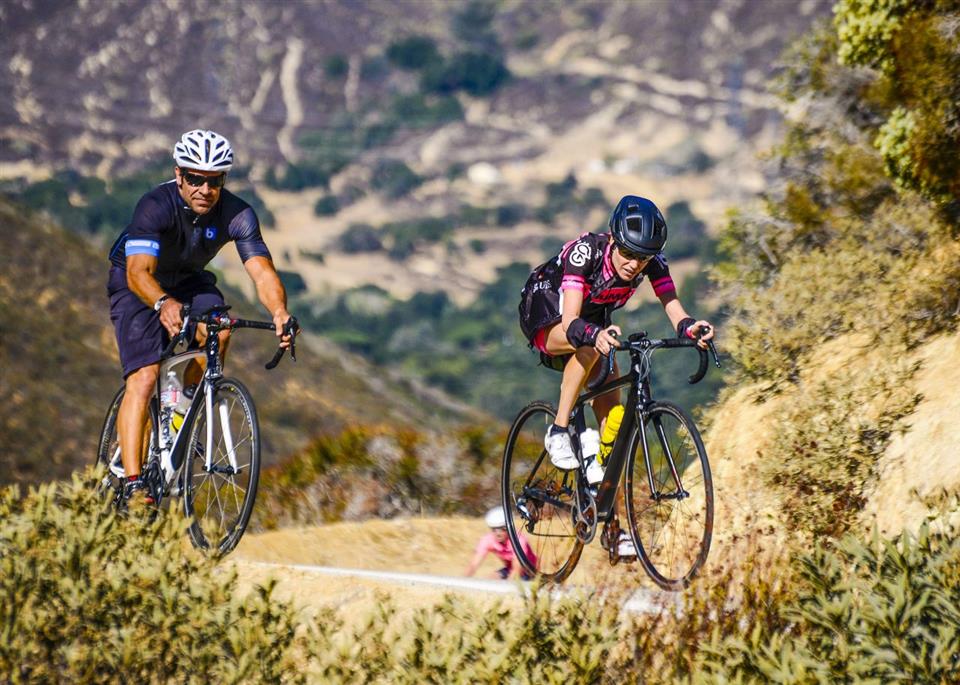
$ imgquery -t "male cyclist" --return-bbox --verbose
[465,506,537,580]
[107,129,295,506]
[518,195,714,556]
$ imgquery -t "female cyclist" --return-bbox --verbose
[518,194,714,481]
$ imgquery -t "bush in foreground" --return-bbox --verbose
[3,472,958,682]
[0,471,306,683]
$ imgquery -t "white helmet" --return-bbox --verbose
[484,506,506,529]
[173,129,233,172]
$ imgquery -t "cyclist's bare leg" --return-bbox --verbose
[543,324,600,428]
[118,364,159,477]
[590,358,622,429]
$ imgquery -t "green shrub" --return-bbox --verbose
[371,160,423,199]
[277,269,307,296]
[760,353,922,538]
[391,93,463,128]
[665,200,707,260]
[264,162,331,191]
[385,35,439,70]
[324,54,348,79]
[0,472,309,682]
[314,194,340,216]
[338,223,383,253]
[421,52,510,97]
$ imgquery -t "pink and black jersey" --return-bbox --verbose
[518,232,675,342]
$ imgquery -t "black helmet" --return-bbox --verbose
[608,195,667,256]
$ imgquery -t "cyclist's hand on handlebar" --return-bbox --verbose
[272,310,298,348]
[688,320,715,350]
[158,297,185,337]
[594,325,622,355]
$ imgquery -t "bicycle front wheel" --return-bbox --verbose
[501,401,583,582]
[183,378,260,555]
[625,401,713,590]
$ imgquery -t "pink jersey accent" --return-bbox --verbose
[533,327,550,353]
[650,276,676,296]
[475,531,538,572]
[561,274,589,294]
[601,241,615,281]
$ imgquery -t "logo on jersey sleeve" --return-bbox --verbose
[568,242,592,267]
[204,226,218,240]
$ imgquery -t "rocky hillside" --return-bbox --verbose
[1,0,833,301]
[0,0,836,420]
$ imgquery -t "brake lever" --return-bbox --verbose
[696,325,721,369]
[264,317,299,370]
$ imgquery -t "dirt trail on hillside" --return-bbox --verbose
[231,517,653,620]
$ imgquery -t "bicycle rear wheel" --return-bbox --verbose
[501,401,583,582]
[625,401,713,590]
[183,378,260,555]
[96,386,156,506]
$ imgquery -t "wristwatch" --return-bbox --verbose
[153,295,170,312]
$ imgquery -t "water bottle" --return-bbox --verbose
[161,370,183,432]
[161,370,181,409]
[598,405,624,466]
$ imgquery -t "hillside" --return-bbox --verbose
[0,1,837,421]
[0,198,477,485]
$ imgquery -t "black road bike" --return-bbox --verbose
[96,304,298,555]
[501,330,720,590]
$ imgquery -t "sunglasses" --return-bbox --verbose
[616,245,651,262]
[179,169,226,189]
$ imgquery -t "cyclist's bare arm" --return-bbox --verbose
[243,255,294,348]
[659,292,714,348]
[126,253,182,336]
[464,549,487,577]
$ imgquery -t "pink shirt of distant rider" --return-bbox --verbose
[475,532,538,570]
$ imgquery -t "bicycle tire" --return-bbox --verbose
[501,401,583,583]
[96,386,158,507]
[183,378,260,555]
[625,401,713,590]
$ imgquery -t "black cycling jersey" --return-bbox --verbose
[518,232,676,342]
[108,180,271,289]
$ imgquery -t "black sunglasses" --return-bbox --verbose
[179,169,226,189]
[616,245,651,262]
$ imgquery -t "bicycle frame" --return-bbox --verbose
[154,317,238,493]
[570,361,647,521]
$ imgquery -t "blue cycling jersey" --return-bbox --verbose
[108,180,271,289]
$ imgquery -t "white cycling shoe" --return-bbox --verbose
[544,429,579,470]
[617,532,637,559]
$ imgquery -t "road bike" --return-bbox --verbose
[501,330,720,590]
[96,304,298,555]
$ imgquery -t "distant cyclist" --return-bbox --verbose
[106,129,296,507]
[465,506,537,580]
[518,195,715,556]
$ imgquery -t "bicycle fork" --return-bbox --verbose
[205,382,241,476]
[638,413,689,502]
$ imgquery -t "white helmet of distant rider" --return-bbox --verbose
[484,506,507,529]
[173,129,233,172]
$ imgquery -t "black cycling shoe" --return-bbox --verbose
[122,476,155,512]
